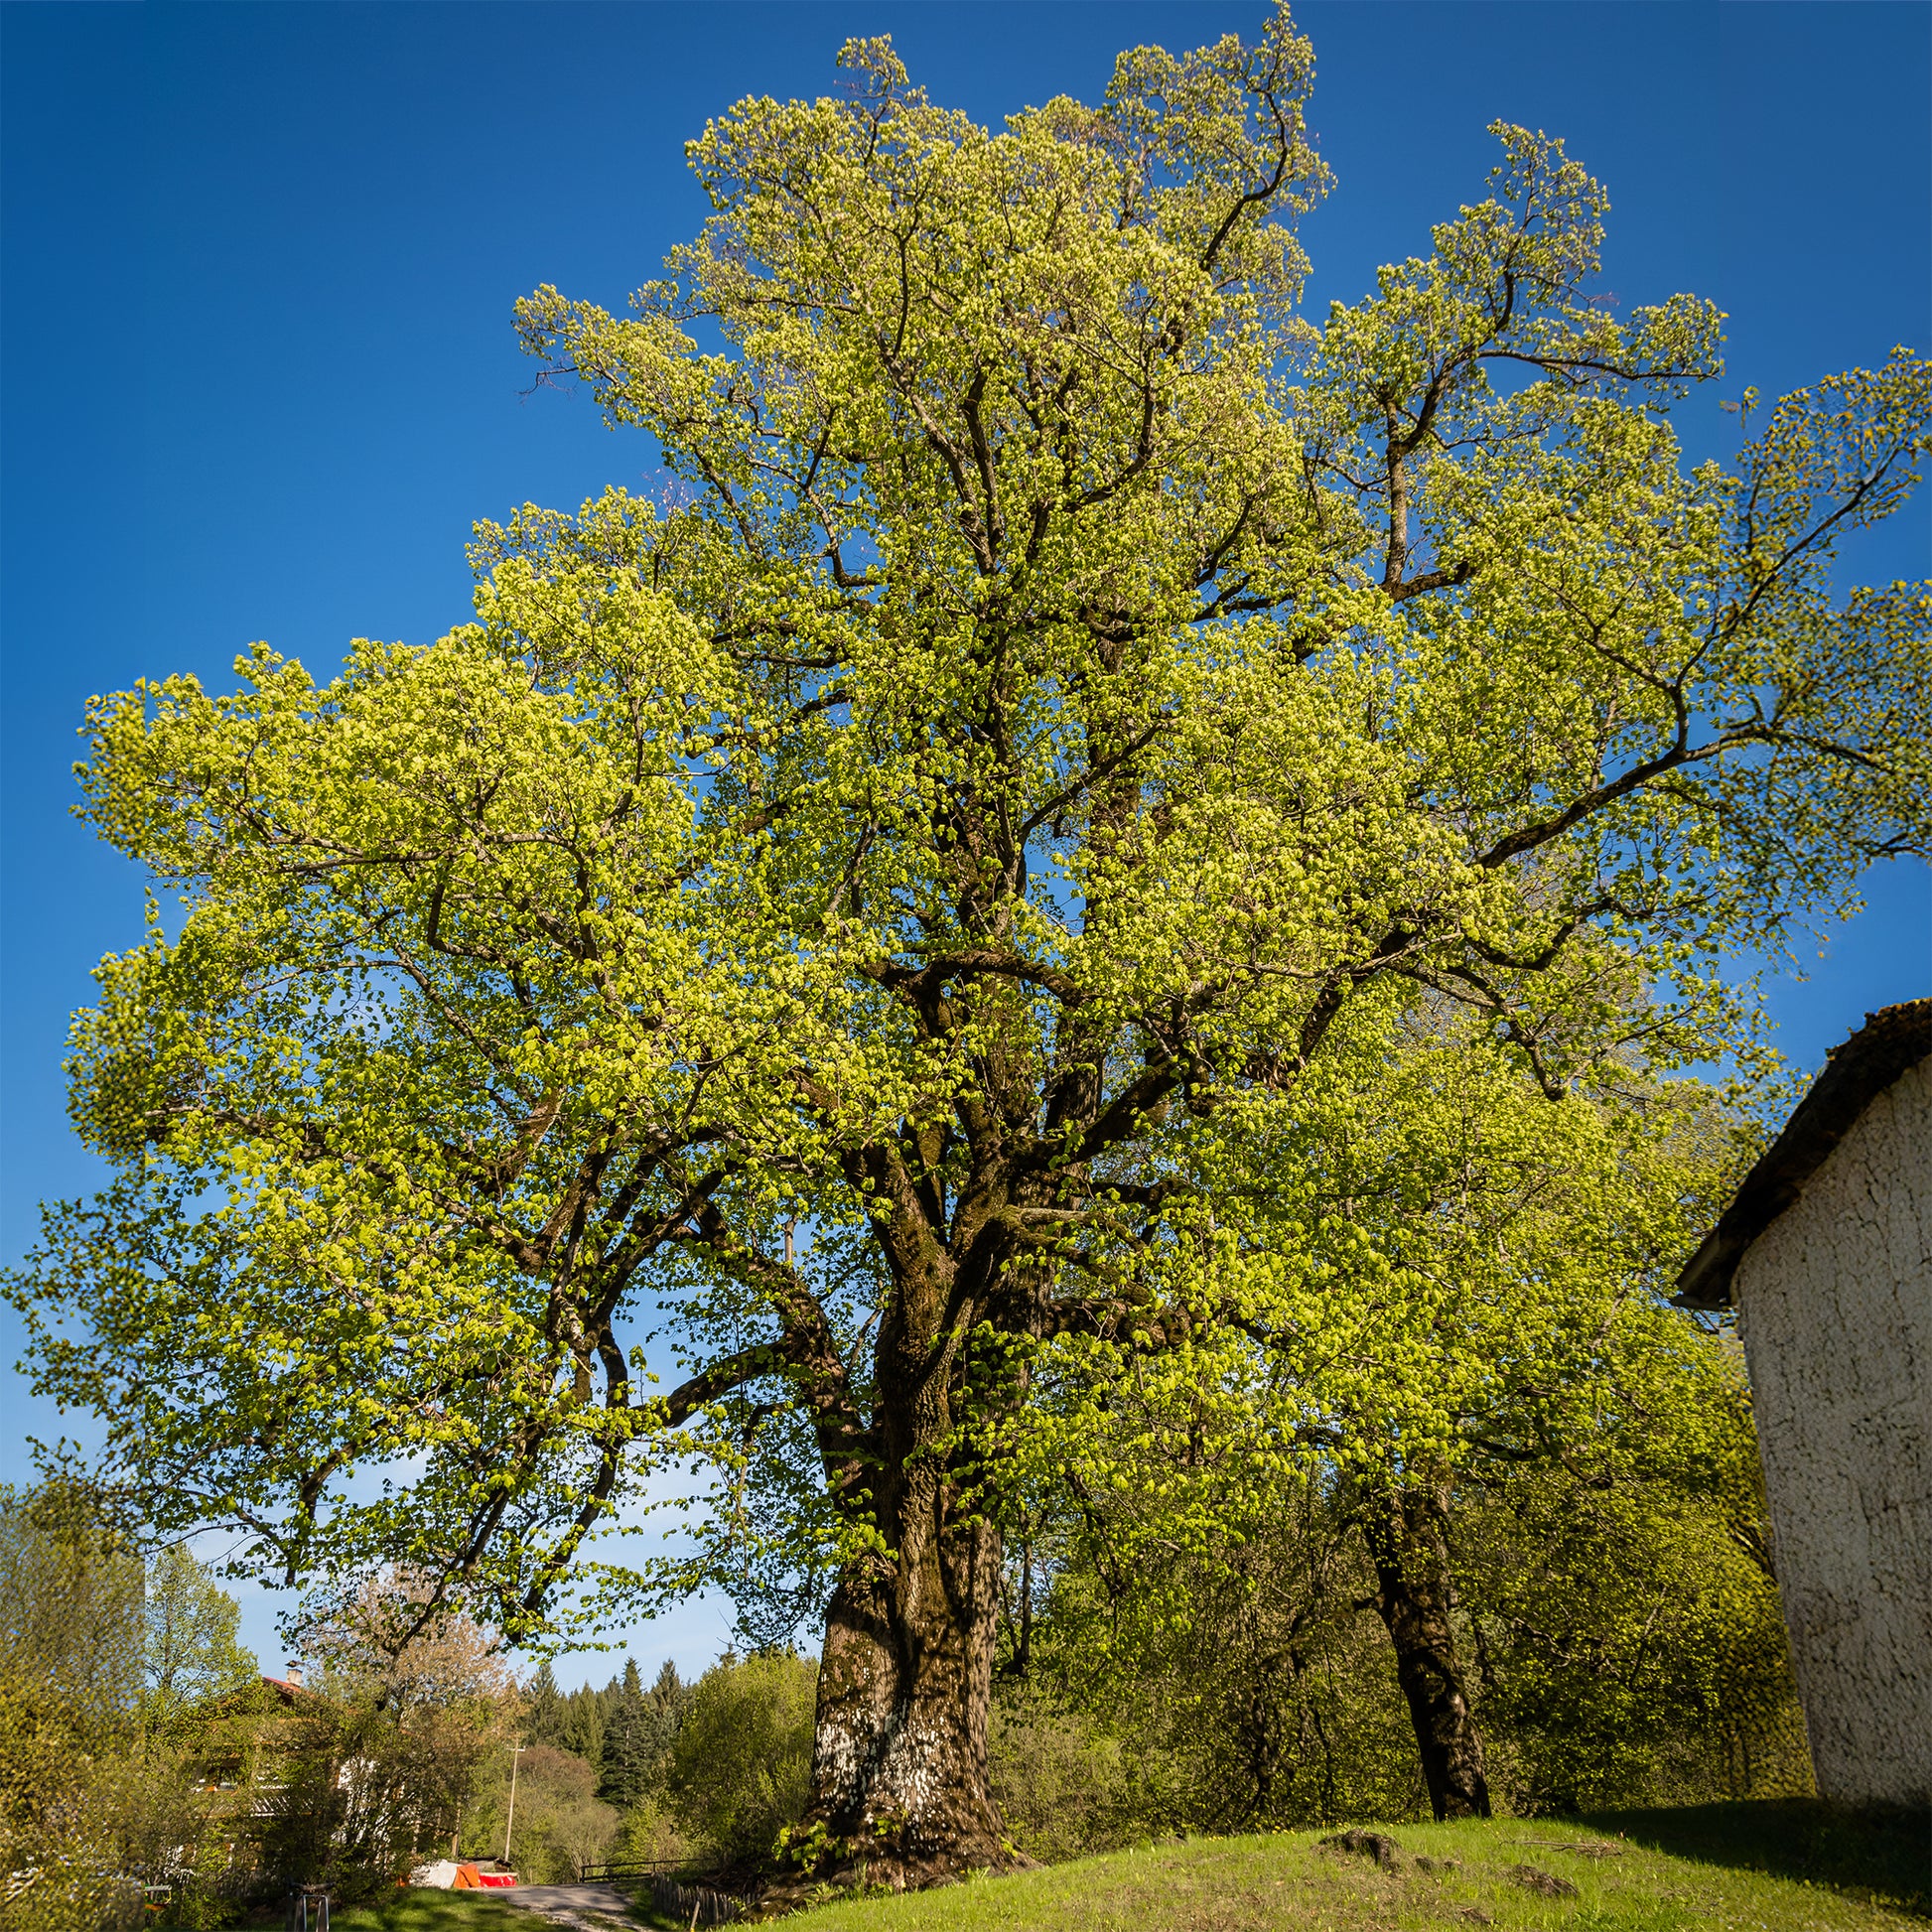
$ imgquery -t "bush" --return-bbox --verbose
[612,1796,693,1871]
[988,1694,1138,1862]
[666,1651,815,1866]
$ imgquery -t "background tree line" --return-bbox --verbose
[0,1311,1805,1931]
[975,1004,1815,1837]
[990,1409,1807,1860]
[2,1482,264,1932]
[933,1019,1809,1857]
[0,1490,821,1922]
[0,1502,524,1927]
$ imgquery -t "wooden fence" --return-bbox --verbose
[577,1860,743,1925]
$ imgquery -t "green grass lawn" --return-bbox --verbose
[300,1801,1930,1931]
[781,1805,1927,1932]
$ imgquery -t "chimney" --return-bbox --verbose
[285,1662,304,1688]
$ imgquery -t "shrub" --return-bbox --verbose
[988,1695,1138,1862]
[667,1651,815,1866]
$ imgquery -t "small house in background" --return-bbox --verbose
[1677,998,1930,1808]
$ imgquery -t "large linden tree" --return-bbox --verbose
[12,6,1928,1885]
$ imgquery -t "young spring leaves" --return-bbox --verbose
[9,2,1928,1874]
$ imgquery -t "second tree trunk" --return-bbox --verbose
[1362,1481,1492,1821]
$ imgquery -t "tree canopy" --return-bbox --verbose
[10,2,1928,1883]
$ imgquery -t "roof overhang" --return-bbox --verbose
[1674,999,1932,1311]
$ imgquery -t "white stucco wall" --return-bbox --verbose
[1735,1054,1931,1806]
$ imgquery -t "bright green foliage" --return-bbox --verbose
[6,3,1928,1672]
[989,1014,1800,1826]
[145,1545,259,1723]
[0,1483,146,1932]
[1461,1457,1809,1814]
[668,1650,817,1865]
[988,1008,1740,1582]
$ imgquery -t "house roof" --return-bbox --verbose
[1675,998,1932,1311]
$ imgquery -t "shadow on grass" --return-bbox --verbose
[1583,1799,1931,1919]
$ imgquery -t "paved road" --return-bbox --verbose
[497,1881,637,1925]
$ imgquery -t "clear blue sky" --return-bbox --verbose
[3,2,1927,1684]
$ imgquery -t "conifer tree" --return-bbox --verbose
[524,1661,564,1750]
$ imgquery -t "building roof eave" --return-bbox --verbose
[1674,998,1932,1311]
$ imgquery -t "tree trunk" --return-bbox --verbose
[1361,1482,1491,1821]
[787,1512,1016,1893]
[769,1102,1054,1894]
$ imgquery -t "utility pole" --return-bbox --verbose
[502,1744,526,1867]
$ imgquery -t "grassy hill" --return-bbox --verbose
[332,1802,1927,1932]
[780,1807,1926,1932]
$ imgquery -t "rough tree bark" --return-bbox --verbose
[804,1519,1010,1885]
[757,1100,1057,1894]
[1360,1482,1491,1820]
